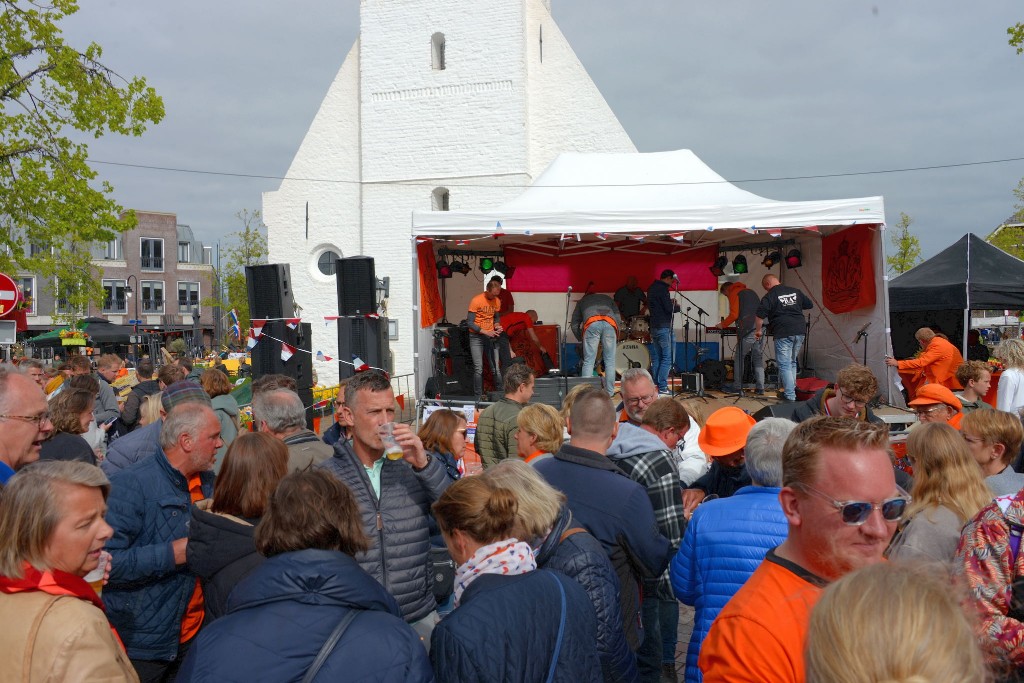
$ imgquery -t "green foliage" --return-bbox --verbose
[887,212,922,275]
[1010,22,1024,55]
[985,179,1024,260]
[167,337,186,356]
[202,209,268,346]
[0,0,164,323]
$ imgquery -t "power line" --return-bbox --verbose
[88,154,1024,188]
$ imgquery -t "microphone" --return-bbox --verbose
[585,280,595,293]
[567,285,573,293]
[672,274,680,282]
[852,321,871,344]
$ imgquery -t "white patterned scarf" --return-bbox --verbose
[453,538,537,607]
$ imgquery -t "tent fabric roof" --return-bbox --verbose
[412,149,885,237]
[888,233,1024,312]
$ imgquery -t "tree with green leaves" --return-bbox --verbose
[1010,21,1024,54]
[985,177,1024,260]
[887,212,922,275]
[1,0,164,323]
[204,209,268,347]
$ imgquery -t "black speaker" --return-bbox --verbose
[245,264,293,319]
[337,317,390,380]
[752,403,801,422]
[249,322,316,430]
[336,256,377,316]
[532,376,603,408]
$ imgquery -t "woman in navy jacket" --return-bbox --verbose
[430,476,601,683]
[177,470,432,683]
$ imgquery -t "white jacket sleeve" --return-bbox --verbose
[675,417,710,487]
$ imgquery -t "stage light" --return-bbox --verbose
[785,249,802,269]
[762,251,781,268]
[493,260,507,273]
[732,255,748,274]
[480,257,495,273]
[503,265,516,279]
[709,255,728,277]
[451,260,471,275]
[436,260,453,279]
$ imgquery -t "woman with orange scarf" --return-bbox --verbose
[0,461,138,682]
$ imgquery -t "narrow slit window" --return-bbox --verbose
[432,187,450,212]
[431,33,446,71]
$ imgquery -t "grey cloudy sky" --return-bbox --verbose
[63,1,1024,260]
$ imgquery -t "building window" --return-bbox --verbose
[178,241,190,263]
[28,243,47,257]
[178,281,200,314]
[317,250,340,276]
[431,32,446,70]
[102,279,127,313]
[16,277,34,314]
[141,280,164,313]
[141,238,163,270]
[104,238,121,260]
[432,187,450,211]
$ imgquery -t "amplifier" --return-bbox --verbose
[678,373,704,395]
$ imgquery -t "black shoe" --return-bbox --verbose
[719,384,739,394]
[754,389,765,396]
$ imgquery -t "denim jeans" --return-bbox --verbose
[637,594,674,682]
[581,320,617,395]
[660,598,678,666]
[651,327,673,392]
[734,329,764,391]
[775,334,804,401]
[469,333,496,396]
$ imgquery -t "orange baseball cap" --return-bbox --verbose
[698,406,756,457]
[907,384,961,413]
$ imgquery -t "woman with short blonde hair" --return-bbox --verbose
[995,338,1024,414]
[961,408,1024,496]
[0,461,138,682]
[887,422,992,563]
[514,403,563,465]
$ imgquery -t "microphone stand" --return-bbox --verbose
[562,287,573,376]
[676,291,708,367]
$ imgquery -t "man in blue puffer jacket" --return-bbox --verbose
[670,418,795,683]
[104,403,220,680]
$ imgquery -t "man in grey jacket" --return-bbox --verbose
[572,291,623,396]
[254,388,334,471]
[318,370,452,645]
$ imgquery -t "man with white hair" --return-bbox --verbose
[671,417,795,683]
[0,365,54,485]
[254,388,334,471]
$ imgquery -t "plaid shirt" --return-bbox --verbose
[613,448,686,598]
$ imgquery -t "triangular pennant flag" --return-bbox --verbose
[492,222,504,238]
[246,330,258,350]
[286,318,300,330]
[316,350,334,362]
[765,229,782,238]
[353,355,369,372]
[251,319,266,338]
[312,399,330,410]
[738,227,756,235]
[595,232,608,240]
[323,315,340,322]
[804,225,820,233]
[365,313,380,320]
[281,343,295,362]
[396,394,405,410]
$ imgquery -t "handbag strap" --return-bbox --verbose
[301,609,361,683]
[558,527,586,544]
[22,594,64,683]
[544,572,568,683]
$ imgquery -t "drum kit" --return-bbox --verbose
[591,316,653,380]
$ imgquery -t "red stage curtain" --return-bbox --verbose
[417,240,444,328]
[504,244,719,292]
[822,225,876,314]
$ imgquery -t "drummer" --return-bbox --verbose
[614,276,648,320]
[571,291,622,397]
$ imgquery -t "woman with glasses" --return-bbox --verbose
[961,409,1024,497]
[887,422,992,563]
[39,387,98,465]
[418,408,466,482]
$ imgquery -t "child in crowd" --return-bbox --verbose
[955,360,993,414]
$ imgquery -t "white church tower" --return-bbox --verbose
[264,0,635,384]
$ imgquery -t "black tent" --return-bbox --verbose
[24,317,135,348]
[888,234,1024,356]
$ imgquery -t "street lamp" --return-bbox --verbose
[125,274,140,363]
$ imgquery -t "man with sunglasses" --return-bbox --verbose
[790,364,883,424]
[0,365,54,485]
[700,416,905,683]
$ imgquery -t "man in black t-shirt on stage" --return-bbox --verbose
[755,274,813,402]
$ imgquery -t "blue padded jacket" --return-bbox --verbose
[670,486,787,683]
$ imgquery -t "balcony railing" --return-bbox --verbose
[142,298,164,313]
[141,256,164,270]
[103,298,127,313]
[178,299,199,314]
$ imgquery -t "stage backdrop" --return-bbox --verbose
[504,244,719,292]
[821,224,875,314]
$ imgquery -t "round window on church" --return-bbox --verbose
[317,250,340,276]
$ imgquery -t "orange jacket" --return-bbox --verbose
[719,282,745,329]
[896,336,964,391]
[699,550,825,683]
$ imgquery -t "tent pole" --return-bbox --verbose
[879,222,894,405]
[411,229,421,421]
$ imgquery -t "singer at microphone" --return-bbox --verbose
[647,269,680,394]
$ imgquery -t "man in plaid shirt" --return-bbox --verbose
[607,397,688,682]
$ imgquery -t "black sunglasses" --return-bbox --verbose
[795,482,910,526]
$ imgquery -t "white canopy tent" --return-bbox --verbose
[411,149,896,403]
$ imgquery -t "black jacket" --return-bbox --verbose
[186,503,263,623]
[647,280,674,329]
[789,386,883,424]
[120,379,161,432]
[39,431,96,465]
[690,460,752,499]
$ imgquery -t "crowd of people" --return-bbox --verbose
[6,342,1024,682]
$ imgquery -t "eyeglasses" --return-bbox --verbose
[913,405,947,417]
[456,428,467,435]
[0,412,52,427]
[795,482,910,526]
[835,387,867,409]
[962,434,986,446]
[625,393,657,407]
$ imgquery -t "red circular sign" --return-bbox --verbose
[0,272,23,320]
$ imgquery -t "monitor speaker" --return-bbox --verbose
[245,264,293,320]
[752,403,801,422]
[532,376,603,408]
[336,256,377,316]
[337,317,390,380]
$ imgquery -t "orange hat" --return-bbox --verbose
[698,406,756,457]
[907,384,961,413]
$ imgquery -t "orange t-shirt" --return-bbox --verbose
[699,549,826,683]
[468,292,501,334]
[179,475,206,642]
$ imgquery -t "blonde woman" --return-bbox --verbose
[995,338,1024,414]
[887,422,992,563]
[806,563,987,683]
[961,408,1024,496]
[139,391,163,427]
[559,381,597,441]
[514,403,563,465]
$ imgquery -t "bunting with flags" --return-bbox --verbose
[353,356,369,372]
[281,343,296,362]
[316,350,333,362]
[251,319,266,338]
[286,318,300,330]
[246,330,259,350]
